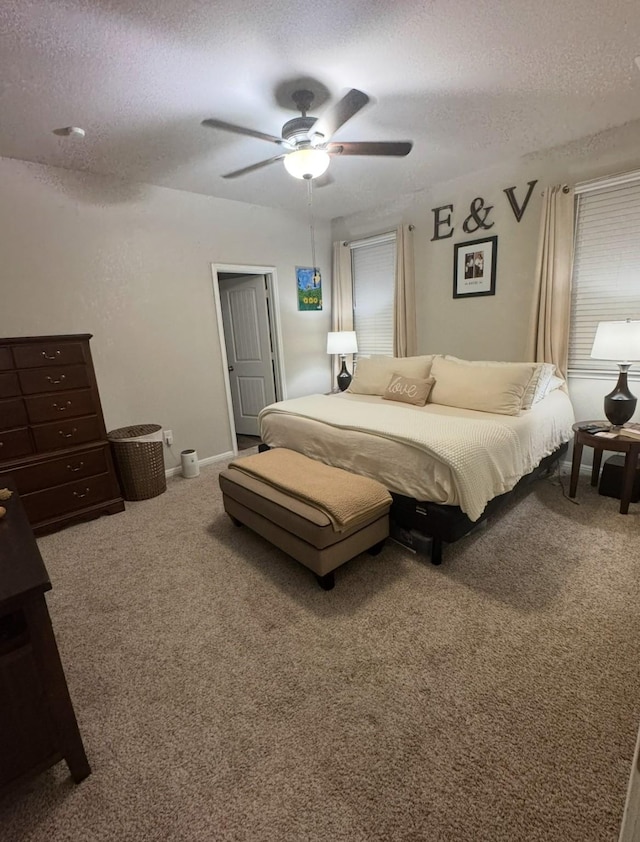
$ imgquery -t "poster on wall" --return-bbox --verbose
[453,236,498,299]
[296,267,323,311]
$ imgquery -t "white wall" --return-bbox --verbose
[333,118,640,426]
[0,157,332,466]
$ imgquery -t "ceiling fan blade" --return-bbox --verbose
[222,155,286,179]
[311,89,370,142]
[327,141,413,157]
[202,118,284,146]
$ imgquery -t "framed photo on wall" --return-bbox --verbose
[296,266,323,311]
[453,235,498,299]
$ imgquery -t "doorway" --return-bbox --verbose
[212,264,286,453]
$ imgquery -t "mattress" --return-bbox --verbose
[258,389,575,521]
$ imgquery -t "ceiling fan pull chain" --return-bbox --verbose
[307,178,317,271]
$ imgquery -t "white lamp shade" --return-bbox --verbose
[284,148,330,180]
[591,320,640,362]
[327,331,358,355]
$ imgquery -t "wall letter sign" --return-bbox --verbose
[430,179,538,240]
[430,204,455,241]
[503,179,538,222]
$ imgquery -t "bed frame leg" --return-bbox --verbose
[430,538,443,566]
[316,571,335,591]
[228,514,243,527]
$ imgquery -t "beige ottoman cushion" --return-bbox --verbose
[219,452,391,580]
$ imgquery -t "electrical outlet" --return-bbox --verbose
[163,429,173,446]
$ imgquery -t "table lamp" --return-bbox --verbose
[590,319,640,427]
[327,331,358,392]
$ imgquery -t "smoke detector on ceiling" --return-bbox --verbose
[53,126,86,138]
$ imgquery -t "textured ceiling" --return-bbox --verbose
[1,0,640,220]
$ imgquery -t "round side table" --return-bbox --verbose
[570,421,640,514]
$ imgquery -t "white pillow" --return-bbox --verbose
[545,375,565,394]
[530,363,556,406]
[430,356,538,415]
[349,355,435,396]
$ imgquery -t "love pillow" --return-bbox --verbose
[383,373,435,407]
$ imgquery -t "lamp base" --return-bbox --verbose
[336,357,352,392]
[604,365,637,427]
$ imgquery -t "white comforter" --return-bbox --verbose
[259,390,575,521]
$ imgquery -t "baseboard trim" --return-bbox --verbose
[560,458,591,478]
[165,450,234,478]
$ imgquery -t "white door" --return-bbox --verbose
[220,274,276,437]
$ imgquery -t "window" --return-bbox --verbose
[569,172,640,374]
[350,232,396,357]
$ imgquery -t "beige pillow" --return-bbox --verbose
[439,356,554,410]
[348,355,435,396]
[383,373,435,407]
[429,356,538,415]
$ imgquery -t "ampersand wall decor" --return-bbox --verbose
[462,197,495,233]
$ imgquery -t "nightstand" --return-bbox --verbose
[569,421,640,514]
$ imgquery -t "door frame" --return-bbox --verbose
[211,263,287,454]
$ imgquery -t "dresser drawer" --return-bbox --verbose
[0,398,28,431]
[0,446,109,494]
[32,416,101,453]
[22,473,115,523]
[0,348,13,371]
[0,372,20,399]
[0,428,33,460]
[25,389,96,424]
[18,365,90,395]
[12,342,86,369]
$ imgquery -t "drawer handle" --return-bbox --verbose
[59,427,78,438]
[46,374,66,384]
[67,461,84,472]
[53,401,72,411]
[73,488,90,499]
[42,350,62,360]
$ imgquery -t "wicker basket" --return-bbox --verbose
[107,424,167,501]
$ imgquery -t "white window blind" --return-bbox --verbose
[351,234,396,357]
[569,177,640,372]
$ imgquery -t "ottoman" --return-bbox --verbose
[219,449,391,590]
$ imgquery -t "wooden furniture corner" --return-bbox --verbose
[0,479,90,792]
[570,421,640,514]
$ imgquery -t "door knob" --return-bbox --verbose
[228,365,234,372]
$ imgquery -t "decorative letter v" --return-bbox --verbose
[503,180,538,223]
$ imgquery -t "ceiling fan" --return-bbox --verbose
[202,88,413,180]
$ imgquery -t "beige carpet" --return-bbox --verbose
[1,456,639,842]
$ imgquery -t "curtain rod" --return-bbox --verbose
[344,225,414,249]
[541,185,570,196]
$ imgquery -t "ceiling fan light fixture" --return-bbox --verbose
[284,148,330,180]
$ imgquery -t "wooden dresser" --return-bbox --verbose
[0,478,90,791]
[0,334,124,534]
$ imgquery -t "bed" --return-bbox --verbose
[258,355,575,564]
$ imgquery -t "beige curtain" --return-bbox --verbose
[528,185,575,380]
[393,224,417,357]
[330,241,354,381]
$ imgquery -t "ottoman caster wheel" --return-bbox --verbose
[315,571,335,591]
[367,540,385,557]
